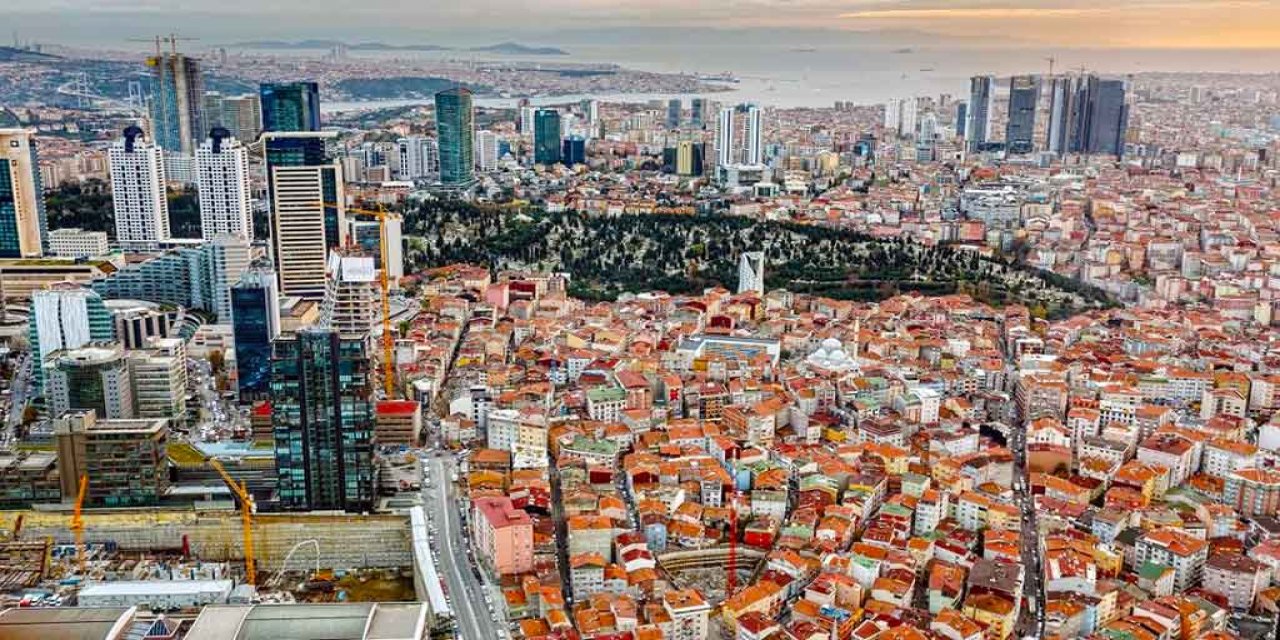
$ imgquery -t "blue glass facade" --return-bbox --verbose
[434,88,474,186]
[232,285,273,402]
[260,82,321,133]
[271,329,375,512]
[534,109,562,165]
[0,160,19,258]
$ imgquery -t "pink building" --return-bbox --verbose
[471,496,534,575]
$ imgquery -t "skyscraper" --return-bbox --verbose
[435,88,474,186]
[475,130,500,172]
[395,136,435,180]
[0,128,48,257]
[205,234,252,322]
[534,109,562,165]
[1045,78,1073,155]
[222,94,262,143]
[263,132,346,299]
[231,266,280,404]
[320,251,378,340]
[955,102,968,139]
[1005,75,1040,154]
[715,107,735,168]
[1079,76,1129,157]
[108,127,171,251]
[561,137,586,167]
[147,51,205,155]
[738,252,765,295]
[966,75,996,152]
[743,105,763,166]
[30,284,115,392]
[271,326,375,512]
[690,98,707,128]
[667,98,682,128]
[195,128,253,243]
[260,82,321,133]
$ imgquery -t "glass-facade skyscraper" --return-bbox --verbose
[263,132,346,299]
[434,88,474,186]
[271,327,375,512]
[147,53,205,155]
[966,75,995,153]
[1005,75,1040,155]
[0,129,48,258]
[260,82,321,133]
[232,267,280,403]
[534,109,562,165]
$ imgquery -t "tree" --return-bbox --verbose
[208,350,225,375]
[21,404,38,425]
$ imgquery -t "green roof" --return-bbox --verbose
[1137,561,1171,581]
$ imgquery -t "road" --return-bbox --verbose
[3,354,32,448]
[1004,350,1044,638]
[422,455,501,640]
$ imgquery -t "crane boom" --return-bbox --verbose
[209,459,256,586]
[71,475,88,574]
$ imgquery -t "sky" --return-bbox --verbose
[8,0,1280,49]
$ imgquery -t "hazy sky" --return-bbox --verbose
[10,0,1280,49]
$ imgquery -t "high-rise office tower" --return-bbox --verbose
[475,130,499,172]
[395,136,435,181]
[147,51,205,155]
[667,98,682,128]
[966,75,995,152]
[260,82,321,133]
[1005,75,1040,154]
[44,343,134,420]
[743,105,763,166]
[955,102,968,139]
[561,137,586,167]
[349,215,403,287]
[108,127,171,251]
[221,94,262,143]
[715,107,735,168]
[29,284,115,392]
[320,251,377,339]
[0,128,48,257]
[128,345,187,423]
[518,106,536,136]
[1077,76,1129,157]
[1045,78,1073,155]
[196,128,253,243]
[271,326,375,512]
[534,109,562,165]
[435,88,474,186]
[263,132,346,299]
[690,98,707,128]
[738,252,765,295]
[205,233,252,322]
[231,266,280,404]
[203,91,225,130]
[676,140,705,177]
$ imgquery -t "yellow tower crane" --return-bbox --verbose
[208,459,257,586]
[330,202,396,398]
[70,475,88,574]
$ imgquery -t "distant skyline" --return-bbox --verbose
[9,0,1280,50]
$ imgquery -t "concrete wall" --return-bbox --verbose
[0,509,412,571]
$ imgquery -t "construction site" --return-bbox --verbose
[0,507,421,612]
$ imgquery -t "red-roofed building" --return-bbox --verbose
[375,400,422,446]
[472,496,534,575]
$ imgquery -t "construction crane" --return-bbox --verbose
[70,475,87,574]
[330,202,397,398]
[208,459,257,586]
[128,34,199,57]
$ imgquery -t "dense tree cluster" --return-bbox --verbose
[404,202,1114,318]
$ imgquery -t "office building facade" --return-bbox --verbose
[54,410,169,507]
[108,127,171,251]
[435,88,474,186]
[561,137,586,167]
[44,343,135,420]
[534,109,562,165]
[0,129,48,257]
[475,130,499,172]
[195,129,254,243]
[667,99,682,128]
[263,132,346,299]
[1005,75,1039,154]
[231,267,280,404]
[271,327,375,512]
[967,75,996,152]
[260,82,321,133]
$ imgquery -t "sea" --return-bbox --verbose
[316,44,1280,113]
